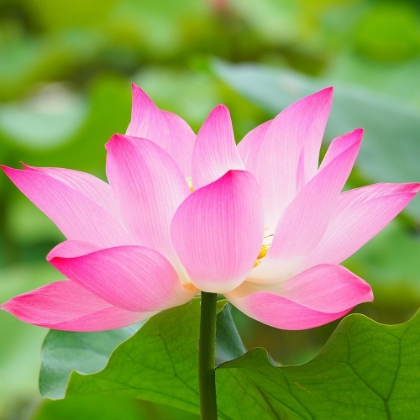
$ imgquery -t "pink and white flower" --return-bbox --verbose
[1,85,418,331]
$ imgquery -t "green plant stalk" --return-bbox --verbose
[199,292,218,420]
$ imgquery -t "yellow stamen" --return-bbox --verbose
[254,244,269,267]
[186,177,194,192]
[253,232,274,267]
[257,244,269,260]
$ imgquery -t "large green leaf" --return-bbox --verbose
[32,396,146,420]
[218,310,420,419]
[32,396,200,420]
[213,61,420,218]
[39,301,244,403]
[66,299,243,418]
[39,324,142,399]
[65,298,420,419]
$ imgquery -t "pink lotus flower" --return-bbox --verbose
[1,85,418,331]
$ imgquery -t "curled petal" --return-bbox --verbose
[1,165,130,248]
[303,182,420,268]
[48,241,197,313]
[226,265,373,330]
[192,105,244,189]
[106,134,190,259]
[171,170,264,293]
[0,281,153,332]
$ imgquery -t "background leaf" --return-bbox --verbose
[0,264,56,415]
[0,84,88,150]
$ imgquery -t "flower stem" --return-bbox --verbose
[199,292,218,420]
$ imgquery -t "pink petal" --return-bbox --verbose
[0,281,153,332]
[22,164,120,219]
[106,134,190,260]
[170,170,264,293]
[251,128,362,284]
[48,241,197,312]
[162,110,196,178]
[1,166,131,248]
[192,105,244,189]
[319,129,363,170]
[253,88,333,229]
[226,264,373,330]
[126,84,170,150]
[47,240,100,258]
[303,182,420,268]
[237,120,271,174]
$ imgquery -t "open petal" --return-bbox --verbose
[22,165,120,219]
[237,120,271,174]
[1,166,130,248]
[250,129,362,284]
[303,182,420,269]
[0,281,153,332]
[48,241,197,313]
[106,134,190,260]
[171,170,264,294]
[162,110,195,178]
[253,88,333,228]
[226,264,373,330]
[192,105,244,189]
[126,84,170,150]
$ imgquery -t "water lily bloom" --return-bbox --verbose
[1,85,419,331]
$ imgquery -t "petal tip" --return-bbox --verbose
[411,183,420,193]
[20,162,32,170]
[1,165,23,180]
[0,164,12,173]
[215,103,229,111]
[131,83,144,94]
[314,86,334,102]
[131,84,153,104]
[105,133,128,150]
[0,298,15,315]
[207,103,230,119]
[352,128,364,145]
[321,86,334,94]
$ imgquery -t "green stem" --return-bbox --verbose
[199,292,218,420]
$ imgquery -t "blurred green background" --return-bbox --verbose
[1,0,420,418]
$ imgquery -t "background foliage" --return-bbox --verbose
[1,0,420,418]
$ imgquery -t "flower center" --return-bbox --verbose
[254,232,273,267]
[186,177,194,192]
